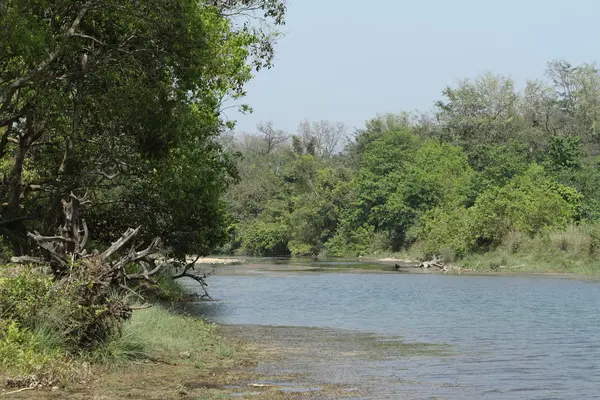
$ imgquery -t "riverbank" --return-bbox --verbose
[371,252,600,276]
[368,235,600,276]
[3,306,331,399]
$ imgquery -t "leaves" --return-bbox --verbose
[0,0,286,258]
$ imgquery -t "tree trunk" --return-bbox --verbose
[6,132,27,217]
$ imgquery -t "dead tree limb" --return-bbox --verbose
[99,227,140,260]
[172,257,214,299]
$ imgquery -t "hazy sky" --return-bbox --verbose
[229,0,599,134]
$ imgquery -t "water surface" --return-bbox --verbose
[185,259,600,399]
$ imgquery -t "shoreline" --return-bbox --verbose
[193,256,243,265]
[204,256,600,280]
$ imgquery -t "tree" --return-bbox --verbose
[0,0,286,259]
[256,121,289,154]
[297,119,348,158]
[435,73,522,147]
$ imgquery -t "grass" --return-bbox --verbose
[117,306,237,366]
[460,225,600,275]
[360,224,600,276]
[0,265,247,397]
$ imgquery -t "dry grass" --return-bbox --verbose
[461,223,600,275]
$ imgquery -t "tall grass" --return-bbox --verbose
[90,306,237,368]
[461,223,600,274]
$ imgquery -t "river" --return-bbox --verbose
[183,258,600,399]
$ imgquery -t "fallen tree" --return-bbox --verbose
[10,193,213,348]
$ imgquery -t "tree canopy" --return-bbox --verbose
[223,61,600,261]
[0,0,286,259]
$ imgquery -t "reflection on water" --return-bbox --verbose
[182,260,600,399]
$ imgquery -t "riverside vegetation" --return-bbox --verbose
[222,62,600,276]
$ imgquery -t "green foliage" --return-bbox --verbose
[122,307,237,366]
[461,222,600,275]
[241,219,290,256]
[153,275,188,303]
[0,268,52,325]
[39,259,132,350]
[546,135,582,170]
[0,320,66,378]
[0,237,12,263]
[415,206,475,258]
[435,73,522,145]
[326,223,375,257]
[470,164,581,245]
[1,0,286,260]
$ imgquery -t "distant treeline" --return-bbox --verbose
[222,60,600,262]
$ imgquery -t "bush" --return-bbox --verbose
[0,321,65,378]
[549,225,592,254]
[413,205,476,258]
[326,223,375,257]
[501,231,528,253]
[240,220,290,256]
[470,164,581,245]
[39,258,131,351]
[0,267,52,327]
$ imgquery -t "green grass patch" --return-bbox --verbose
[459,224,600,275]
[102,306,238,367]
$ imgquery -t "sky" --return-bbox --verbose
[229,0,600,134]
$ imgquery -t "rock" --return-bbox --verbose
[179,351,191,359]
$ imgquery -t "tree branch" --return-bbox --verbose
[99,226,140,260]
[28,231,75,244]
[10,255,45,264]
[0,3,90,112]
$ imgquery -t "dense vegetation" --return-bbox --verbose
[0,0,285,387]
[224,61,600,272]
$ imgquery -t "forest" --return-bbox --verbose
[223,62,600,272]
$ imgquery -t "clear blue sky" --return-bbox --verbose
[230,0,599,134]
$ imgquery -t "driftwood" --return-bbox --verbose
[417,256,470,273]
[15,193,162,287]
[14,193,213,299]
[419,255,444,269]
[171,256,215,299]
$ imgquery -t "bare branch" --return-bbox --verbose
[80,219,89,250]
[10,255,46,264]
[28,231,75,244]
[257,120,289,154]
[99,227,140,260]
[129,304,153,310]
[142,257,162,276]
[173,268,214,299]
[128,238,161,263]
[70,33,106,46]
[89,170,120,180]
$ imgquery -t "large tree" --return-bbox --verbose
[0,0,286,257]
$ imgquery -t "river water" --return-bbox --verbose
[184,259,600,399]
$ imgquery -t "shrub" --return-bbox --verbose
[470,164,581,245]
[326,224,375,257]
[501,231,528,253]
[0,321,63,375]
[549,225,592,254]
[40,258,131,351]
[240,220,290,256]
[415,205,475,258]
[0,268,52,327]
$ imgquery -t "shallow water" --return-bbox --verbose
[184,259,600,399]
